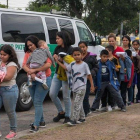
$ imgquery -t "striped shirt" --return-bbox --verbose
[27,48,55,65]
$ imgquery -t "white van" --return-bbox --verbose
[0,8,104,111]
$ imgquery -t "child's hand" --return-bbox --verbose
[90,86,95,93]
[115,68,119,71]
[43,43,49,49]
[120,54,125,60]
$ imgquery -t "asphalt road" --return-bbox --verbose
[0,94,96,139]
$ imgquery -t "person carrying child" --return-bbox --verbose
[91,50,126,112]
[55,47,95,125]
[26,40,55,89]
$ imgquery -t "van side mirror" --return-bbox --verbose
[95,36,101,45]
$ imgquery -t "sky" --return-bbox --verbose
[0,0,34,10]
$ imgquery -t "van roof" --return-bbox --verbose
[0,8,83,21]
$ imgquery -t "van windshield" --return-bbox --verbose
[76,22,93,45]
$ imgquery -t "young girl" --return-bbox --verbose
[78,41,98,116]
[0,45,20,139]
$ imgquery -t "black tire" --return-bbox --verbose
[16,73,33,111]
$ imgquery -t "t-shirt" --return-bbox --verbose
[66,61,91,92]
[53,46,73,73]
[113,46,124,59]
[22,52,52,77]
[101,63,110,82]
[0,61,18,86]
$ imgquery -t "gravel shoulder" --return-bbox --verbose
[18,104,140,140]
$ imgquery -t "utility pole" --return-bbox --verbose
[120,22,123,46]
[7,0,8,8]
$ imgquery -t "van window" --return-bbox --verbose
[76,22,93,45]
[45,17,58,44]
[58,19,75,44]
[1,14,45,42]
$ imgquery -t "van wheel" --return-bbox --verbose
[16,73,33,111]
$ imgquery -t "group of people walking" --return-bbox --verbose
[0,31,140,139]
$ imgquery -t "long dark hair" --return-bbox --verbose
[56,31,72,51]
[0,45,20,69]
[122,35,131,48]
[24,35,39,53]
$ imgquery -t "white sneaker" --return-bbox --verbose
[42,82,48,90]
[28,81,32,87]
[99,107,107,112]
[0,131,2,137]
[112,106,118,110]
[108,106,112,112]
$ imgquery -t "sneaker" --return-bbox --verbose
[76,119,86,124]
[108,106,112,112]
[39,122,46,128]
[5,131,17,139]
[121,106,126,112]
[63,117,71,124]
[28,81,32,87]
[30,125,39,133]
[91,108,96,112]
[30,122,46,128]
[0,131,2,137]
[67,120,77,126]
[85,110,92,117]
[99,107,107,112]
[42,82,48,90]
[127,102,131,106]
[53,113,65,122]
[112,106,118,110]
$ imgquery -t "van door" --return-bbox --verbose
[75,21,104,59]
[45,17,58,76]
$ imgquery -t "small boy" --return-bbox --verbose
[91,50,126,112]
[101,45,121,111]
[119,50,134,105]
[27,40,55,89]
[55,47,95,126]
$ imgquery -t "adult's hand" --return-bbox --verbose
[53,54,58,60]
[28,69,36,75]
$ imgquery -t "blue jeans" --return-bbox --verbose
[0,85,18,132]
[29,76,51,127]
[49,74,71,117]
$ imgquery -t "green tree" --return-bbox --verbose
[26,0,60,12]
[27,0,84,18]
[0,3,7,8]
[85,0,140,36]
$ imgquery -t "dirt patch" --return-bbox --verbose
[19,104,140,140]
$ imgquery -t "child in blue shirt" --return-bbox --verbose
[91,50,125,112]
